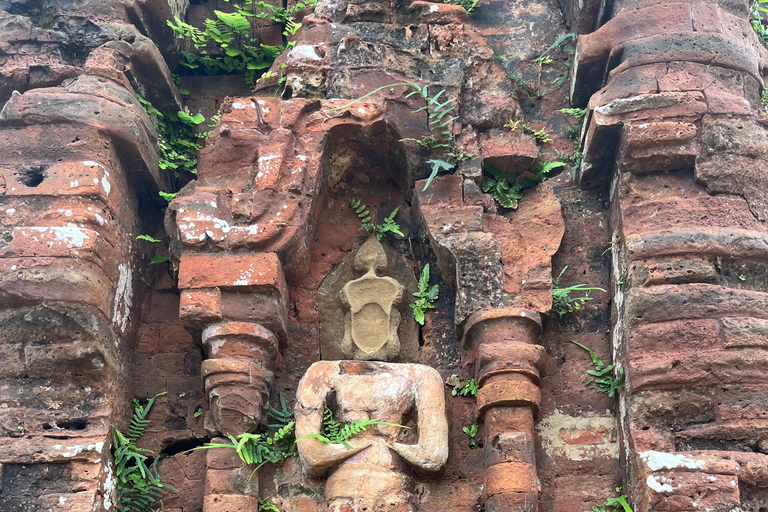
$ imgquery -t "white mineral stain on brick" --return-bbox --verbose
[101,175,111,195]
[112,263,133,334]
[95,213,105,226]
[27,224,91,248]
[208,338,226,355]
[639,451,706,471]
[103,460,115,510]
[646,475,674,493]
[59,441,104,458]
[5,208,15,214]
[288,45,322,61]
[232,102,246,109]
[259,155,280,171]
[56,224,89,247]
[430,3,439,11]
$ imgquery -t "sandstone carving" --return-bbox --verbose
[340,237,404,360]
[295,361,448,512]
[298,236,448,511]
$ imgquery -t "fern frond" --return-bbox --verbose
[296,407,409,450]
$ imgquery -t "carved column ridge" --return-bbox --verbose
[464,309,544,512]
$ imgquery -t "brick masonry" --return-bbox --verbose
[1,0,766,511]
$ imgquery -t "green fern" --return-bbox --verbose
[585,488,634,512]
[331,83,462,191]
[377,207,404,240]
[186,395,298,482]
[752,0,768,48]
[137,95,202,178]
[350,199,404,240]
[406,84,458,137]
[410,263,439,326]
[158,191,177,202]
[149,255,170,265]
[259,498,281,511]
[135,235,162,243]
[482,160,566,210]
[296,407,408,449]
[332,82,457,140]
[322,407,341,440]
[551,266,606,316]
[445,0,479,14]
[350,198,374,234]
[570,341,625,398]
[266,394,294,430]
[423,159,455,191]
[189,422,297,481]
[558,107,587,119]
[167,0,315,86]
[112,393,177,512]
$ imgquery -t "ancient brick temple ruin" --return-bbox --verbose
[2,0,768,509]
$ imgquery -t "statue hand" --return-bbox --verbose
[388,441,447,472]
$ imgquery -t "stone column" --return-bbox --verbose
[177,252,287,435]
[174,249,287,512]
[463,309,545,512]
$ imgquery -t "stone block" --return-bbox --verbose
[178,252,285,293]
[477,381,541,415]
[204,441,242,471]
[484,461,537,496]
[478,129,538,175]
[202,494,259,512]
[180,288,223,330]
[409,1,469,24]
[623,121,698,174]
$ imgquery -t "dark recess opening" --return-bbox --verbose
[16,165,48,187]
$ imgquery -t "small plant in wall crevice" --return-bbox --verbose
[333,83,470,191]
[570,341,625,398]
[551,265,606,316]
[411,263,439,326]
[349,199,404,241]
[463,422,480,449]
[296,406,409,448]
[584,487,634,512]
[482,160,566,210]
[183,396,298,481]
[112,392,177,512]
[447,374,478,397]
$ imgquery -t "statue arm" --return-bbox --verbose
[295,365,370,476]
[390,368,448,472]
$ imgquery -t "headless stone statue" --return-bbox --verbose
[296,237,448,512]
